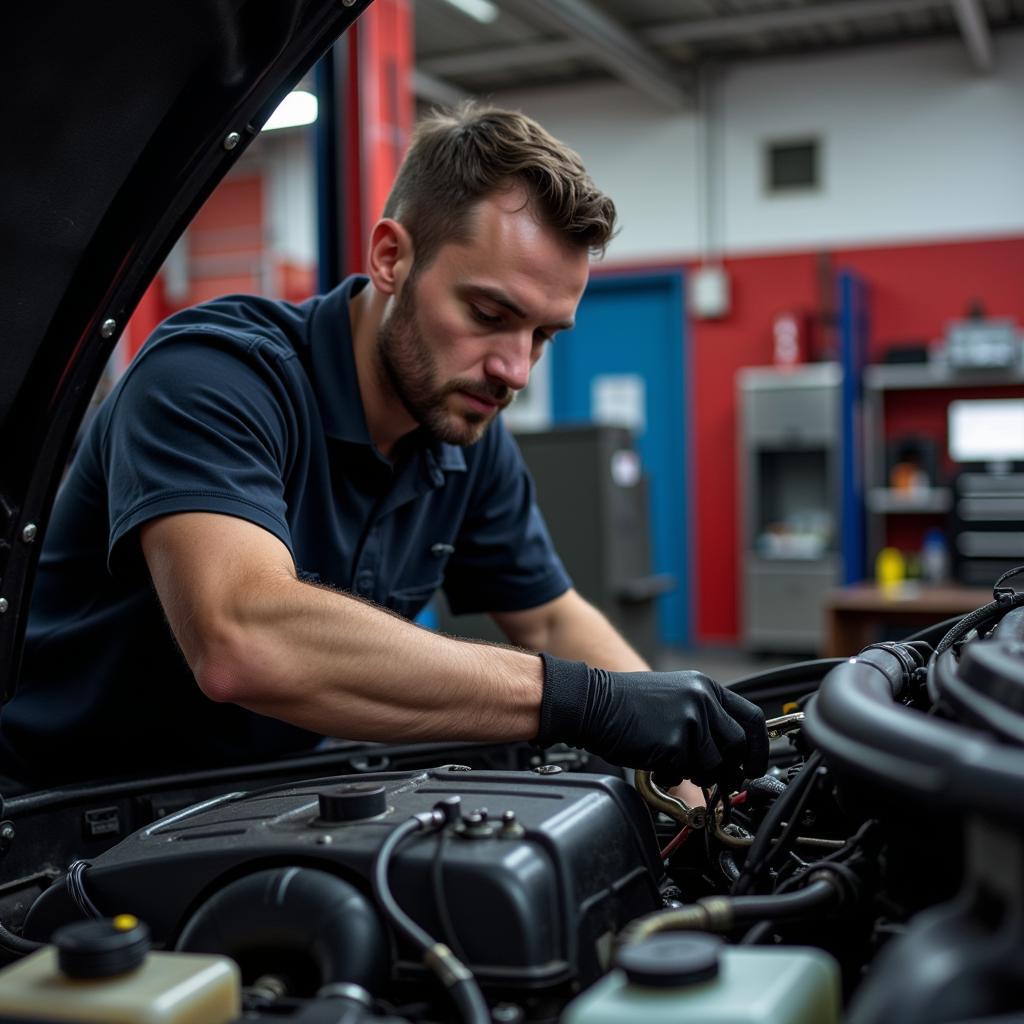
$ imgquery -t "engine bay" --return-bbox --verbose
[2,578,1024,1023]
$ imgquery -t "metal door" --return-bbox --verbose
[551,271,690,647]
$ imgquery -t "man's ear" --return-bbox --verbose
[366,218,414,297]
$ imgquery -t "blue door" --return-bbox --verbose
[551,271,690,647]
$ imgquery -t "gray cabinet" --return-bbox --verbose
[738,364,842,653]
[437,425,669,662]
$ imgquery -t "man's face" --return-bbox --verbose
[376,188,590,446]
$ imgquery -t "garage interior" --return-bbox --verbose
[3,2,1024,1021]
[116,0,1024,674]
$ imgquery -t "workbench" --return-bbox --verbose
[821,583,993,657]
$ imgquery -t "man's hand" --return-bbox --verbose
[537,654,769,787]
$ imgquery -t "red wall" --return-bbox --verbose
[682,234,1024,644]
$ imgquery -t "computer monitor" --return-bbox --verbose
[948,398,1024,463]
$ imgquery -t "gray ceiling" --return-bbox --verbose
[414,0,1024,108]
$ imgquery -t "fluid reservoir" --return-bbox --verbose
[0,916,240,1023]
[561,933,840,1024]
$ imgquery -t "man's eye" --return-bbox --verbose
[534,331,555,346]
[471,306,503,326]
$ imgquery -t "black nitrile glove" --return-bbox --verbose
[537,654,769,787]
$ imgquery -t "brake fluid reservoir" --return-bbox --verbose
[0,916,240,1023]
[561,933,840,1024]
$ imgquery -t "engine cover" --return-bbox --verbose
[25,767,662,991]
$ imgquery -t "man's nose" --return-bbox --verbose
[484,331,533,392]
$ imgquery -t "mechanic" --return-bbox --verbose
[0,103,767,791]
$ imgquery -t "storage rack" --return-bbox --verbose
[863,362,1024,576]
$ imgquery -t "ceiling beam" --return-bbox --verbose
[501,0,691,109]
[421,39,590,79]
[421,0,991,88]
[642,0,947,45]
[411,69,470,107]
[949,0,994,71]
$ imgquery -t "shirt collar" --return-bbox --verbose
[308,275,466,475]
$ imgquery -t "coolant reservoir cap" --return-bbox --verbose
[318,783,387,822]
[54,915,150,979]
[617,933,722,988]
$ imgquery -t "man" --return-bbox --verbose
[0,103,767,790]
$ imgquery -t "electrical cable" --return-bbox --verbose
[732,751,823,896]
[659,826,693,860]
[66,860,103,920]
[431,828,469,964]
[372,815,488,1024]
[933,579,1024,660]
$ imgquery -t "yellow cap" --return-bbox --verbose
[112,914,138,932]
[782,701,799,715]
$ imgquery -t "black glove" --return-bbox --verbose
[537,654,769,787]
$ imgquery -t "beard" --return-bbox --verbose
[375,277,513,446]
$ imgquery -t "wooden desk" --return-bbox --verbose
[822,584,993,657]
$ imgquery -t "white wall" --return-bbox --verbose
[264,130,318,265]
[493,30,1024,262]
[484,81,703,262]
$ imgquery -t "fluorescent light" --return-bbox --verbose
[440,0,499,24]
[262,90,318,132]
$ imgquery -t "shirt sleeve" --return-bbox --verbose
[441,419,572,615]
[102,331,298,573]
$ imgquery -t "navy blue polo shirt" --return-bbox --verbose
[1,276,570,783]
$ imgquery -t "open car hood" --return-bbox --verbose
[0,0,370,702]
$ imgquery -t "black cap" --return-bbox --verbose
[54,916,150,979]
[318,783,387,823]
[617,934,722,988]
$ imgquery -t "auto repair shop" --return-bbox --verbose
[1,2,1024,1023]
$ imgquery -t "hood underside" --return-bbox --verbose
[0,0,371,701]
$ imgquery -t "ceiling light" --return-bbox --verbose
[440,0,500,25]
[262,90,318,132]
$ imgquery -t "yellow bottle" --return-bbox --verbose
[875,546,905,595]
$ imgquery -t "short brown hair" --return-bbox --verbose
[382,102,617,267]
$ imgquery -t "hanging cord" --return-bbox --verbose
[66,860,103,920]
[372,808,488,1024]
[934,565,1024,660]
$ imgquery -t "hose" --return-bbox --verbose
[372,812,489,1024]
[620,875,840,946]
[0,919,42,958]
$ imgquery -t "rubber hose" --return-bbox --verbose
[175,866,388,996]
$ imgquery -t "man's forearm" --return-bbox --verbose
[530,590,648,671]
[195,575,544,744]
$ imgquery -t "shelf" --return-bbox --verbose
[865,362,1024,391]
[867,487,952,514]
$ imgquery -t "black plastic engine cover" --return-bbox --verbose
[25,767,662,990]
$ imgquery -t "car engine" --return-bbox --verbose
[2,572,1024,1023]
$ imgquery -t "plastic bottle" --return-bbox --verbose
[875,546,906,594]
[920,529,949,585]
[561,933,840,1024]
[0,917,240,1023]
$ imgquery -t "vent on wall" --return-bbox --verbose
[765,138,820,193]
